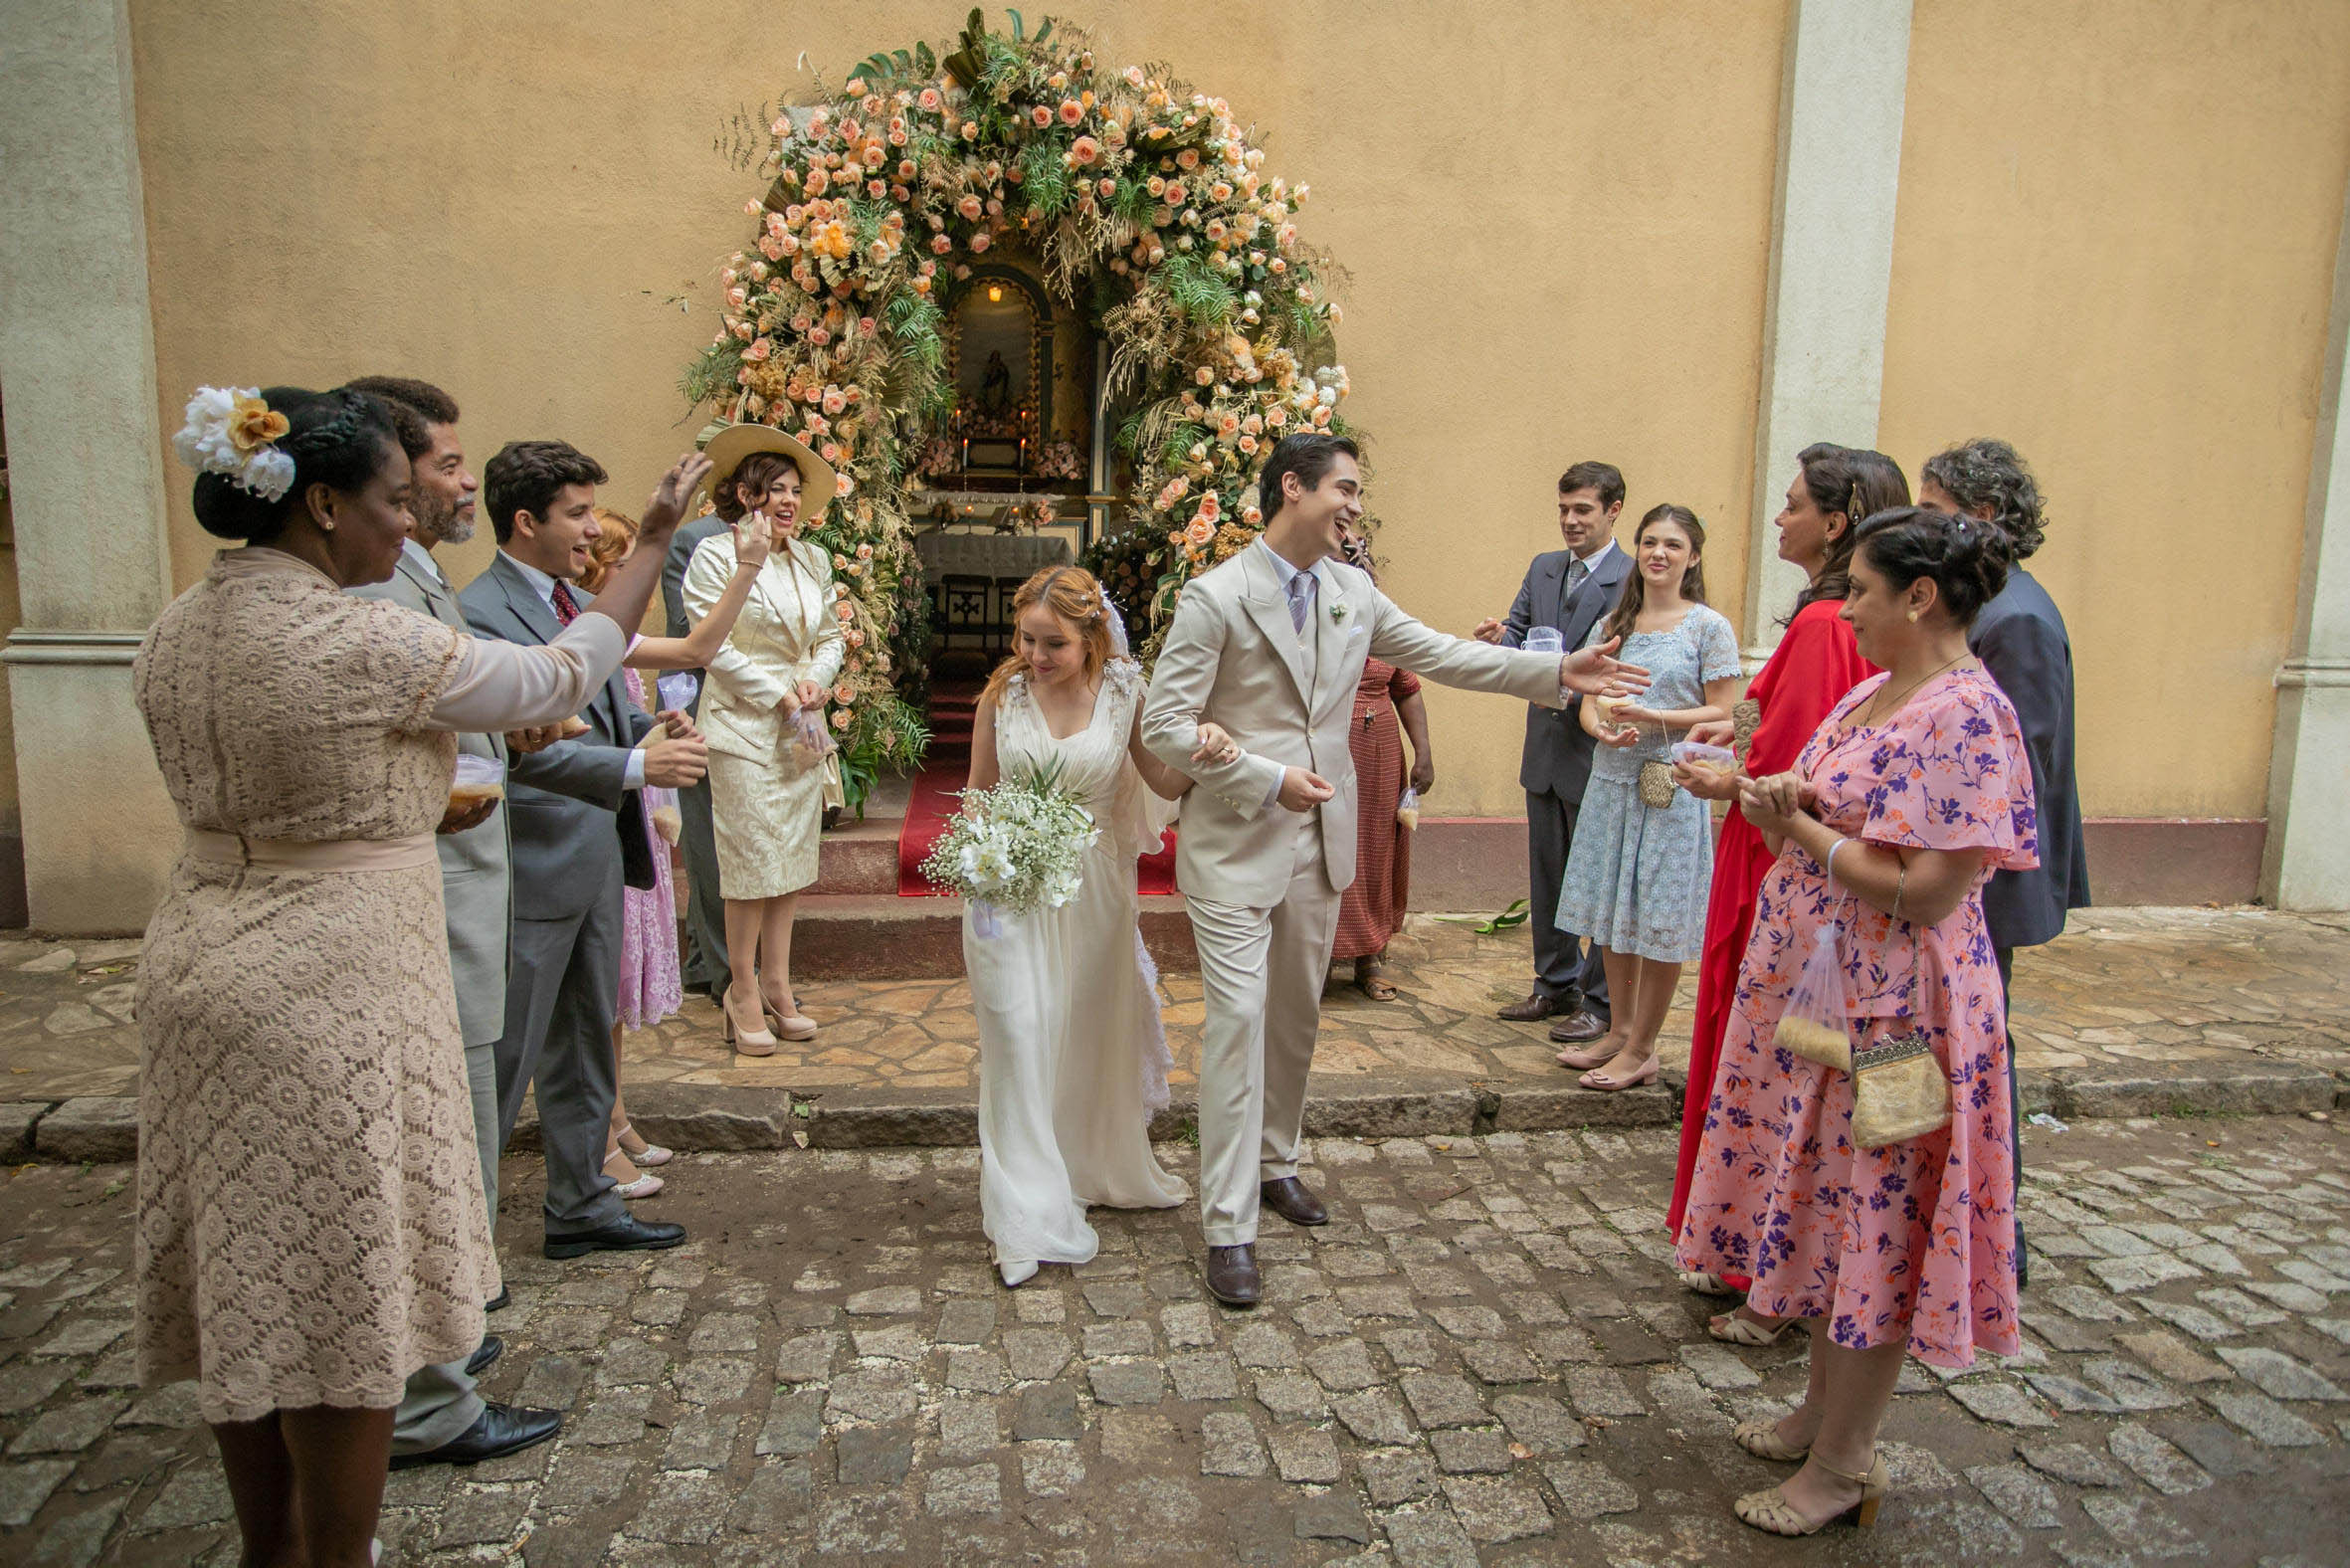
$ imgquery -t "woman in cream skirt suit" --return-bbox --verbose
[683,425,844,1052]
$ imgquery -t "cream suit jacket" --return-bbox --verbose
[682,533,846,765]
[1141,545,1566,905]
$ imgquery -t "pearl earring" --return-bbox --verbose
[1906,610,1919,623]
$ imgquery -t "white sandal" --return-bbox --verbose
[1708,1307,1800,1346]
[1677,1270,1739,1296]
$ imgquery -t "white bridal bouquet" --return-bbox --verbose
[919,762,1099,929]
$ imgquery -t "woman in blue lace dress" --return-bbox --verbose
[1553,504,1744,1089]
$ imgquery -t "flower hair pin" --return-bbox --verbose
[173,386,294,501]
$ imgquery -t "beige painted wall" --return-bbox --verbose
[123,1,2350,825]
[1881,0,2350,820]
[127,0,1786,819]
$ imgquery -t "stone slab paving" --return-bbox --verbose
[7,909,2349,1122]
[3,1115,2348,1564]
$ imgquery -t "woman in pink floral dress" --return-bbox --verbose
[1676,506,2037,1539]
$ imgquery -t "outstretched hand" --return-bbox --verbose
[1559,636,1653,698]
[640,453,716,539]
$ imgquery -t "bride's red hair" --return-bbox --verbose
[980,565,1115,708]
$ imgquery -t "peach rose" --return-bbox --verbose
[919,89,942,111]
[833,682,856,704]
[743,337,773,361]
[1185,516,1215,546]
[229,395,289,453]
[1059,98,1083,125]
[969,232,992,253]
[1030,104,1054,129]
[1071,135,1101,166]
[958,194,984,221]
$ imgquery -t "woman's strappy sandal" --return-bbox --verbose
[1708,1306,1799,1346]
[1733,1416,1810,1463]
[1733,1452,1886,1535]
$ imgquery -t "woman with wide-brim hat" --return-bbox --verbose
[681,423,845,1053]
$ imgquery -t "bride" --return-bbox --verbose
[964,564,1236,1287]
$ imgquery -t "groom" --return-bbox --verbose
[1142,434,1645,1303]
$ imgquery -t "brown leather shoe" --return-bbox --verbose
[1547,1009,1609,1045]
[1496,993,1560,1022]
[1205,1245,1262,1306]
[1260,1176,1328,1227]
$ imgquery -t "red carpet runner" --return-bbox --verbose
[895,678,1177,895]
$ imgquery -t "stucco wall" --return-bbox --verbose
[126,0,1787,819]
[1880,0,2350,820]
[121,0,2350,826]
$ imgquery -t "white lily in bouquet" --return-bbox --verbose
[920,758,1100,932]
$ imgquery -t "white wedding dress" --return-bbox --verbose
[967,657,1189,1282]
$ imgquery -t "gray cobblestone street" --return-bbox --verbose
[2,1115,2346,1565]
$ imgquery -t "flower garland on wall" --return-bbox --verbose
[684,9,1358,750]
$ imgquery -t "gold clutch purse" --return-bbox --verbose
[1637,760,1678,809]
[1850,930,1951,1150]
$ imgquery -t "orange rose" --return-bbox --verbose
[229,396,289,453]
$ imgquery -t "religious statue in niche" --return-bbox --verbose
[978,350,1014,418]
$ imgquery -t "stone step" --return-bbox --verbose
[792,893,1199,979]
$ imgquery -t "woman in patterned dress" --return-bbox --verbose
[579,504,769,1196]
[1327,535,1434,1000]
[1666,446,1903,1330]
[1675,507,2037,1537]
[134,384,706,1565]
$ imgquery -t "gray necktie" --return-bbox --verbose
[1286,570,1314,637]
[1566,557,1589,596]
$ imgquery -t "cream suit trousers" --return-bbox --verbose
[1189,812,1341,1247]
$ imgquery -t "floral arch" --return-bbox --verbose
[682,9,1357,796]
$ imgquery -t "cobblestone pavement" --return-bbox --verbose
[6,908,2349,1107]
[3,1115,2347,1565]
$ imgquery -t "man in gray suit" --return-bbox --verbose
[344,377,561,1469]
[1474,462,1634,1045]
[463,440,707,1260]
[663,512,732,1003]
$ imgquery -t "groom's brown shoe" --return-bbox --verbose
[1547,1009,1609,1046]
[1205,1245,1262,1306]
[1496,992,1560,1022]
[1261,1177,1328,1227]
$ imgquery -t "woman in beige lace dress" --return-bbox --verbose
[136,383,707,1566]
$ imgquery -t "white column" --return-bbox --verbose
[1742,0,1914,659]
[0,0,180,931]
[2262,166,2350,912]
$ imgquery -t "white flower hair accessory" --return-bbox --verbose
[173,386,295,502]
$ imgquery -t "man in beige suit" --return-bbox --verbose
[1142,434,1646,1303]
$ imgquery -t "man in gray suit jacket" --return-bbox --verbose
[663,512,733,1003]
[1475,463,1634,1045]
[463,440,706,1261]
[345,377,561,1470]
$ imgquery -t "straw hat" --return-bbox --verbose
[695,421,838,512]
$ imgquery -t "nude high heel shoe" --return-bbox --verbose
[762,998,819,1043]
[722,989,777,1057]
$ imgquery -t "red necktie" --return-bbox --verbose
[550,582,579,626]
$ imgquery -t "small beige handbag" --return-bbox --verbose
[1850,927,1952,1150]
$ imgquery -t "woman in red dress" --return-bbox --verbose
[1666,445,1906,1333]
[1330,535,1435,999]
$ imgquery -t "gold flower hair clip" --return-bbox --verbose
[173,387,294,501]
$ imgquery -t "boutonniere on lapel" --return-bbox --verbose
[1329,602,1350,626]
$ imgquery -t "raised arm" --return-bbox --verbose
[1367,583,1569,705]
[685,536,797,712]
[629,517,768,671]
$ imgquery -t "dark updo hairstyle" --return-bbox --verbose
[713,451,800,523]
[1853,506,2010,628]
[1921,437,2046,562]
[1783,443,1909,624]
[191,386,402,544]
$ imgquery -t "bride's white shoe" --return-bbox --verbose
[998,1259,1039,1289]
